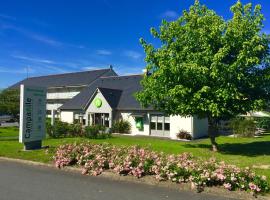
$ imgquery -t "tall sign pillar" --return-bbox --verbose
[19,85,47,150]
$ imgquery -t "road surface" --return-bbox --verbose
[0,160,234,200]
[0,122,19,127]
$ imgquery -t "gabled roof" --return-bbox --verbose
[97,88,122,109]
[60,74,151,111]
[9,68,117,89]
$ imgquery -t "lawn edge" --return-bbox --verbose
[0,156,269,200]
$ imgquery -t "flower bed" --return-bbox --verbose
[54,143,269,196]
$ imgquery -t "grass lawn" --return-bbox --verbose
[1,126,270,183]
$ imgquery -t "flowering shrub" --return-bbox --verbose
[54,143,269,196]
[176,129,192,140]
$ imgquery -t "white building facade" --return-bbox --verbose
[11,68,208,139]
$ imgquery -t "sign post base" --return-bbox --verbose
[24,140,42,150]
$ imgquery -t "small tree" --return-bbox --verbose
[0,89,20,120]
[137,0,270,151]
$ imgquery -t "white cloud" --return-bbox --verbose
[124,50,142,59]
[82,66,107,71]
[41,65,69,73]
[113,65,144,75]
[96,49,112,56]
[12,55,56,64]
[29,33,63,47]
[0,23,63,47]
[0,66,35,74]
[160,10,178,19]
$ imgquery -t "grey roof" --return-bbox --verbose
[60,74,151,111]
[9,68,117,89]
[98,88,122,109]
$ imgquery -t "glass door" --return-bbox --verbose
[89,113,110,128]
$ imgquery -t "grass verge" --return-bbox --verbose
[0,126,269,183]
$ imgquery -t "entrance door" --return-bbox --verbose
[89,113,110,128]
[150,115,170,137]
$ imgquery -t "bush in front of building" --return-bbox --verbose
[255,117,270,131]
[228,117,256,137]
[84,125,111,139]
[46,120,70,138]
[176,130,192,140]
[68,123,84,137]
[111,120,131,134]
[54,143,269,196]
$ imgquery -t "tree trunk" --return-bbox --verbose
[208,116,219,152]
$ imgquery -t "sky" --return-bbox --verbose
[0,0,269,88]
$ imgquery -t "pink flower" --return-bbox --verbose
[223,183,232,190]
[249,182,257,191]
[217,173,226,181]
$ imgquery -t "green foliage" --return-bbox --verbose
[111,120,131,134]
[229,117,256,137]
[84,125,110,139]
[1,126,270,184]
[137,1,270,122]
[46,120,83,138]
[68,123,83,137]
[137,1,270,149]
[46,121,70,138]
[0,89,20,118]
[255,117,270,130]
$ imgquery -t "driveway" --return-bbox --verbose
[0,160,235,200]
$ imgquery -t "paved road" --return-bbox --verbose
[0,122,19,127]
[0,160,234,200]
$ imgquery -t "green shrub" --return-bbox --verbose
[255,117,270,130]
[229,117,256,137]
[84,125,110,139]
[73,119,80,124]
[46,121,53,137]
[111,120,131,134]
[68,123,83,137]
[46,120,70,138]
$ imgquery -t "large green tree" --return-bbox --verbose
[137,0,270,151]
[0,89,20,119]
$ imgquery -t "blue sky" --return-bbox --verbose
[0,0,269,88]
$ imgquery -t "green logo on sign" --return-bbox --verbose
[94,98,102,108]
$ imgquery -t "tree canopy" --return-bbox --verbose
[0,89,20,118]
[137,0,270,150]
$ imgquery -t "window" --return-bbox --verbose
[150,114,170,136]
[157,123,163,130]
[150,122,156,130]
[164,116,170,131]
[164,123,170,131]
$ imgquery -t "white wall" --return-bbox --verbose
[170,116,193,139]
[86,91,112,113]
[60,111,74,123]
[85,90,113,127]
[117,111,150,136]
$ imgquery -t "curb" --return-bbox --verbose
[0,156,269,200]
